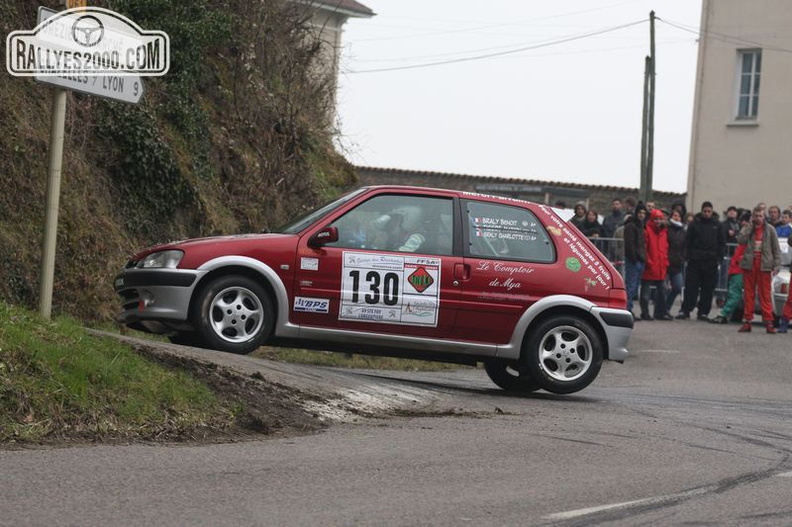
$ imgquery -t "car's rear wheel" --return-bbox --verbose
[523,315,602,394]
[193,275,274,354]
[483,360,540,393]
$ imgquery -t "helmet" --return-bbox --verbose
[390,206,424,232]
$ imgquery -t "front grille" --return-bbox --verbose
[118,288,139,311]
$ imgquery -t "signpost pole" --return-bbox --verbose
[39,89,68,319]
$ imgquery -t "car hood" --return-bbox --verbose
[130,233,294,260]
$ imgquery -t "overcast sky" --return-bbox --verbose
[336,0,703,193]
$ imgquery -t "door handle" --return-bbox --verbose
[454,263,471,281]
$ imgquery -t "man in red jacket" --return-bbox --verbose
[639,209,673,320]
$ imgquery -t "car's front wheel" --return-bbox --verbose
[193,275,275,354]
[483,360,540,393]
[523,315,602,394]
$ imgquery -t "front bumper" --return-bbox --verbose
[114,268,202,333]
[591,307,633,363]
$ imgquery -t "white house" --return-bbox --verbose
[688,0,792,213]
[303,0,374,111]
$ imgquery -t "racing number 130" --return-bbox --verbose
[348,270,399,306]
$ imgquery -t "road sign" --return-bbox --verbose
[33,7,145,104]
[35,72,145,104]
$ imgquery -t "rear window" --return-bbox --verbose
[464,201,555,262]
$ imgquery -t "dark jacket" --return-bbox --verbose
[666,220,686,272]
[602,210,625,238]
[721,217,739,244]
[685,212,725,262]
[579,219,604,238]
[624,215,646,263]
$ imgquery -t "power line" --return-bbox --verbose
[355,38,693,65]
[347,19,648,74]
[657,17,792,54]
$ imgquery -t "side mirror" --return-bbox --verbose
[307,226,339,248]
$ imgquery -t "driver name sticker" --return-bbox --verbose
[340,252,440,327]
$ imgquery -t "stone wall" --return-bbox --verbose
[356,166,686,216]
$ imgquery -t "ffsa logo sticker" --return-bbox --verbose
[6,7,170,76]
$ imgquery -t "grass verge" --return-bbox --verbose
[0,303,234,444]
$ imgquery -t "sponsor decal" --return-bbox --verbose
[407,266,434,293]
[300,257,319,271]
[566,257,582,272]
[294,296,330,314]
[340,251,441,327]
[538,205,611,287]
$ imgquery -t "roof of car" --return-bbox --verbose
[360,185,542,207]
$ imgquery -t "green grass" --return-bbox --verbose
[90,321,471,372]
[0,303,232,443]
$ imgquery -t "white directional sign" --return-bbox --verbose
[32,7,145,104]
[35,70,144,103]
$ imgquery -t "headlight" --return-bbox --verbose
[136,250,184,269]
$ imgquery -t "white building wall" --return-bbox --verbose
[688,0,792,213]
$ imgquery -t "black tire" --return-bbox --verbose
[192,275,275,354]
[484,360,540,393]
[523,315,603,394]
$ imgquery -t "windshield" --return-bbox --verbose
[274,188,368,234]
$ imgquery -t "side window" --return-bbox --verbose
[465,201,555,262]
[326,195,454,256]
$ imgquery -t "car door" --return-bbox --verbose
[453,198,558,344]
[292,192,462,339]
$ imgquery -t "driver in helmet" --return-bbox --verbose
[374,205,426,252]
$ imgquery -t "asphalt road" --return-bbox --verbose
[3,318,792,526]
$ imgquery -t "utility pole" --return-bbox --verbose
[639,11,656,204]
[640,55,650,203]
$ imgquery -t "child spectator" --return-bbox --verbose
[776,210,792,239]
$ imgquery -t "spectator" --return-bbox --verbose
[737,206,782,333]
[624,197,637,217]
[640,209,672,320]
[684,211,695,230]
[645,201,657,214]
[570,202,587,229]
[602,198,625,239]
[665,209,686,314]
[776,209,792,238]
[579,210,604,239]
[671,200,687,220]
[721,206,740,244]
[780,232,792,333]
[677,201,725,320]
[717,206,740,307]
[623,203,647,317]
[767,205,782,228]
[711,211,752,324]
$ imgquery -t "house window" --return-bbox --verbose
[737,50,761,119]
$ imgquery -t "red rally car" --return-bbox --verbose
[115,186,633,394]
